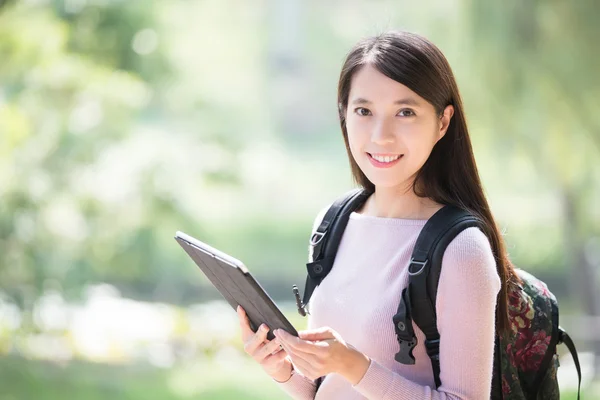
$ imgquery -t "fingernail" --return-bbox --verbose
[260,324,268,332]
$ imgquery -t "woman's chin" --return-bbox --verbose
[364,177,410,190]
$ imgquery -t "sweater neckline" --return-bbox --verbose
[349,211,428,226]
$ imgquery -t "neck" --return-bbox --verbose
[361,184,442,220]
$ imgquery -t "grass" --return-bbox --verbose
[0,355,286,400]
[0,355,594,400]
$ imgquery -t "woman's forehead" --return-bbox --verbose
[348,65,425,106]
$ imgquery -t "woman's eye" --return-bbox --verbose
[398,109,415,117]
[354,107,371,116]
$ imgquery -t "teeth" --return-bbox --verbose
[371,154,400,163]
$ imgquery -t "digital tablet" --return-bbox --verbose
[174,231,298,340]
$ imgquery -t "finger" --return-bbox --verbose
[289,354,320,380]
[237,306,255,341]
[244,323,269,355]
[276,328,313,345]
[275,329,304,348]
[277,336,296,353]
[298,327,334,341]
[276,330,325,356]
[255,338,283,361]
[262,347,288,365]
[311,338,337,349]
[280,341,320,366]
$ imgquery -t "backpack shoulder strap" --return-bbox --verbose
[393,205,482,388]
[557,329,582,400]
[300,188,371,313]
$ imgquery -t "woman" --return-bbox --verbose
[237,30,519,399]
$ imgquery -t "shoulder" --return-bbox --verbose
[444,226,494,262]
[440,227,501,292]
[309,188,369,233]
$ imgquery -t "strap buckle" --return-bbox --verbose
[393,287,417,365]
[394,337,417,365]
[292,285,308,317]
[408,258,429,276]
[310,231,326,246]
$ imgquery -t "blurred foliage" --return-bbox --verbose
[0,0,221,306]
[0,0,598,308]
[0,356,287,400]
[470,0,599,217]
[1,0,597,305]
[467,0,600,322]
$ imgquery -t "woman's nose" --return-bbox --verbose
[371,118,396,145]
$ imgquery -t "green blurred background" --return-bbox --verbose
[0,0,599,398]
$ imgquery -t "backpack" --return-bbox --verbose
[295,188,582,400]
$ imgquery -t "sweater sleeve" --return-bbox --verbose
[351,227,502,400]
[274,205,330,399]
[276,371,318,400]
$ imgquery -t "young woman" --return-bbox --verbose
[237,30,519,399]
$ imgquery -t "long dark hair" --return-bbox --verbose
[337,31,519,333]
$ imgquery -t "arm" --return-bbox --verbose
[351,227,501,399]
[274,367,318,400]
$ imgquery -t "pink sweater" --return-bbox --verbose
[277,209,501,399]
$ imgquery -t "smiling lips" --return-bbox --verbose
[367,152,403,168]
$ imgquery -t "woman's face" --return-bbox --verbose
[345,65,453,190]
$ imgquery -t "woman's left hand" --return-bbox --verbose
[273,327,371,384]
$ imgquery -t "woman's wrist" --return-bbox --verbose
[272,359,294,383]
[339,346,371,385]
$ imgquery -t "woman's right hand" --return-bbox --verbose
[237,305,293,382]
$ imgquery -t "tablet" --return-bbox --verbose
[174,231,298,341]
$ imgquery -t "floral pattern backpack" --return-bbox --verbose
[490,269,581,399]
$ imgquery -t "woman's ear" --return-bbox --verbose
[438,105,454,140]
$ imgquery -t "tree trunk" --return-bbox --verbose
[563,187,600,379]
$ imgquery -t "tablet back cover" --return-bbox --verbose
[175,235,297,339]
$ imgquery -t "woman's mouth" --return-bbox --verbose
[367,152,403,168]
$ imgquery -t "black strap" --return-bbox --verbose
[301,188,371,309]
[410,206,482,312]
[559,330,582,400]
[394,205,482,389]
[305,198,482,391]
[491,334,504,400]
[302,188,371,392]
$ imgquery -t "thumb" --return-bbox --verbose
[299,327,335,341]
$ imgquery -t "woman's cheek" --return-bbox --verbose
[346,128,366,161]
[410,138,437,171]
[349,141,366,170]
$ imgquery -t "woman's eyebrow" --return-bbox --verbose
[350,97,420,106]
